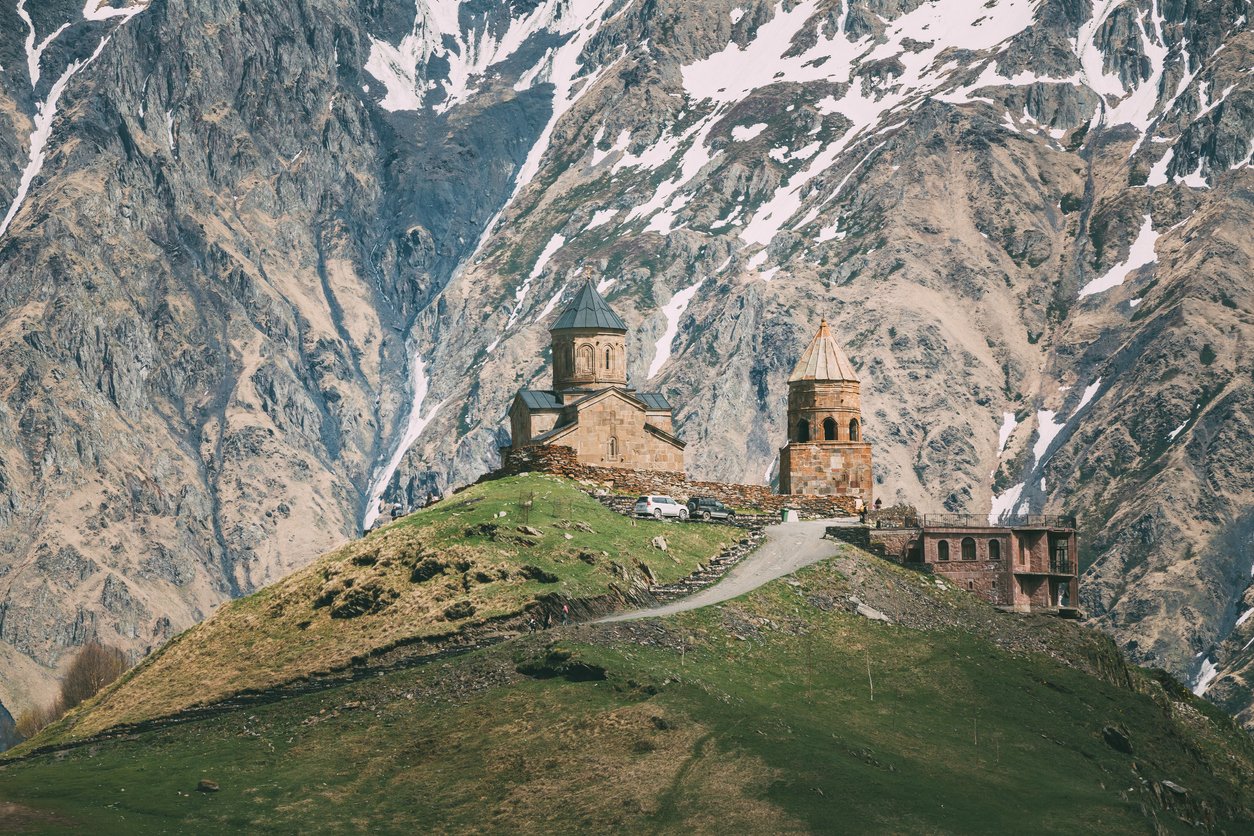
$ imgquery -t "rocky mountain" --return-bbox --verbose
[0,0,1250,726]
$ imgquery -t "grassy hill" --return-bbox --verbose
[17,473,737,746]
[3,476,1253,833]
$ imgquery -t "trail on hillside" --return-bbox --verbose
[600,518,846,622]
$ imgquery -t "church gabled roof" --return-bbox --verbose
[517,390,563,410]
[551,280,628,332]
[788,318,859,382]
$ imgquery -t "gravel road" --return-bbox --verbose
[600,518,848,622]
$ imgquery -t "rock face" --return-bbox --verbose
[0,0,1251,726]
[0,699,17,752]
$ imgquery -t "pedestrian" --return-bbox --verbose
[874,498,883,511]
[561,603,570,625]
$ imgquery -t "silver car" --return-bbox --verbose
[633,495,689,520]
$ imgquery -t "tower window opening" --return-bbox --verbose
[797,418,810,443]
[849,419,860,441]
[823,417,837,440]
[605,347,611,369]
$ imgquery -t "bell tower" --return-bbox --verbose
[778,318,873,502]
[550,280,628,393]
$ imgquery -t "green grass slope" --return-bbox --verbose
[19,474,736,746]
[3,541,1251,833]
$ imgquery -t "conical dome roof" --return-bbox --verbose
[788,318,859,382]
[550,280,627,332]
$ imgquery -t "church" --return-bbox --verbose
[505,281,686,471]
[778,318,874,504]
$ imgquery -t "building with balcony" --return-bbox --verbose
[836,513,1080,615]
[910,515,1079,613]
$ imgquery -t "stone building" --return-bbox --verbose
[916,516,1079,612]
[778,319,873,503]
[846,514,1081,614]
[505,280,685,471]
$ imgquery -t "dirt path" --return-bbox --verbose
[600,518,847,622]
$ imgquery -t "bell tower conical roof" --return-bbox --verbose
[788,318,859,382]
[551,280,627,332]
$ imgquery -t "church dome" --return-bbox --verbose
[788,318,859,383]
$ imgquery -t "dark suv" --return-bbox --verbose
[686,497,735,521]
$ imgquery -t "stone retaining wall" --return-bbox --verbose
[826,525,923,565]
[496,445,858,519]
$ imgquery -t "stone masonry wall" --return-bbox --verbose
[496,446,858,518]
[778,442,873,503]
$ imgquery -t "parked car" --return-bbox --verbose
[686,497,736,521]
[634,495,688,520]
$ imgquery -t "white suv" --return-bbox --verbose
[634,495,688,520]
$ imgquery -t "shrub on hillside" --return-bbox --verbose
[16,641,129,739]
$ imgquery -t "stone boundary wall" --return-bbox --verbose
[496,446,858,519]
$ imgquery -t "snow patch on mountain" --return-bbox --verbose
[1033,409,1065,466]
[536,282,568,322]
[1079,214,1158,297]
[82,0,149,22]
[731,123,767,142]
[363,352,445,529]
[1194,656,1220,696]
[17,1,69,88]
[1076,378,1102,413]
[997,412,1018,456]
[506,233,565,329]
[1,31,125,239]
[648,278,705,379]
[1104,0,1168,131]
[584,208,617,231]
[990,481,1027,524]
[591,128,630,166]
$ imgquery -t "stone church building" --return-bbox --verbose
[778,318,874,504]
[505,281,685,471]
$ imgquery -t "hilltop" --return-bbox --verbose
[18,474,737,747]
[4,476,1254,833]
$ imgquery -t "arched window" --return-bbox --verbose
[967,580,975,591]
[988,539,1001,561]
[937,540,950,562]
[823,417,837,440]
[849,419,860,441]
[608,437,618,459]
[605,347,612,369]
[961,537,977,561]
[576,344,593,374]
[797,418,810,443]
